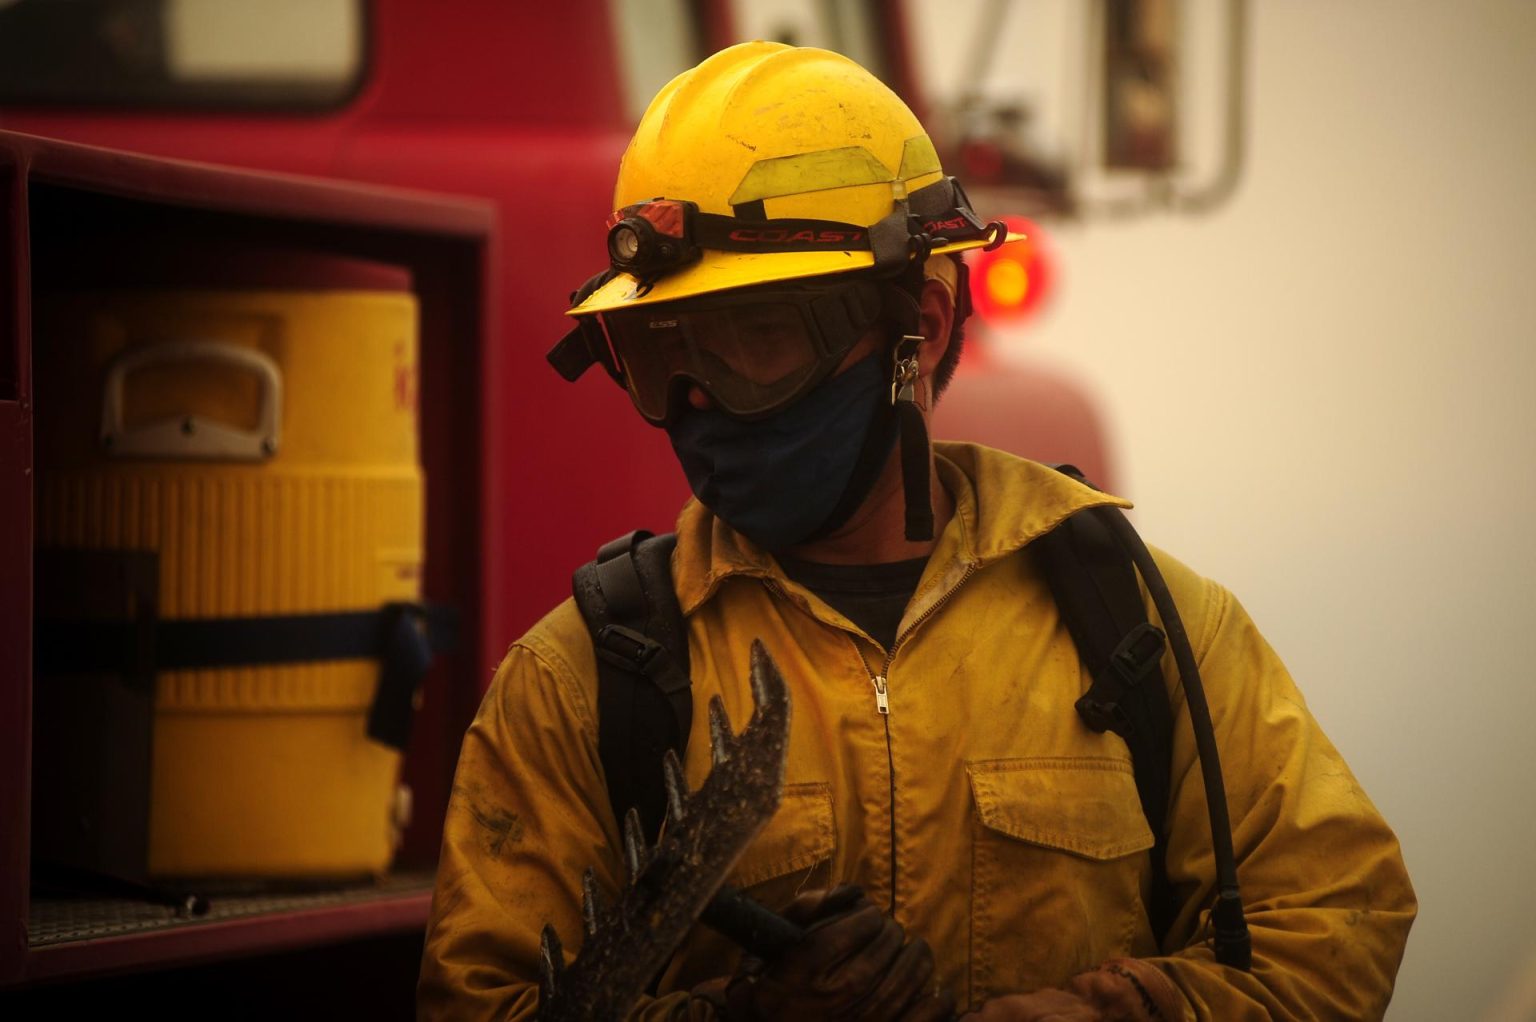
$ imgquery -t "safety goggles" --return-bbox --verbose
[597,277,887,425]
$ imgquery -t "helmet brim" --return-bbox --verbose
[567,230,1026,317]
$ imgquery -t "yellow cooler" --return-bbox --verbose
[33,249,428,882]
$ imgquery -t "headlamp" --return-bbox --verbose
[606,199,702,282]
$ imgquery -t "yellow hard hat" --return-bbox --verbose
[567,41,1012,318]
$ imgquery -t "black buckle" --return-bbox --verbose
[596,623,669,675]
[1110,622,1166,687]
[1075,693,1131,734]
[1076,623,1166,736]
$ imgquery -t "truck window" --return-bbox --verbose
[0,0,364,110]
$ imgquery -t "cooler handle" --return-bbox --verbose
[100,342,282,461]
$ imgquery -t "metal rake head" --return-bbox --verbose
[537,639,791,1021]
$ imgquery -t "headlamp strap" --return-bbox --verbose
[911,176,990,236]
[692,213,877,253]
[892,334,934,543]
[871,199,915,276]
[602,178,1001,281]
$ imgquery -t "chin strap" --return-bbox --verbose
[891,331,933,543]
[892,247,936,544]
[885,252,938,543]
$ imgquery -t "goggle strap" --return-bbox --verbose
[547,323,598,382]
[912,175,961,213]
[803,280,882,349]
[910,176,974,221]
[553,268,628,381]
[547,317,621,384]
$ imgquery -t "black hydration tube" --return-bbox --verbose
[1102,507,1253,971]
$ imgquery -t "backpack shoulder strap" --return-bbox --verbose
[572,530,691,841]
[1032,465,1177,945]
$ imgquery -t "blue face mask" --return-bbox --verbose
[665,354,897,551]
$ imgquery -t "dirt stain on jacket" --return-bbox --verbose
[453,783,525,858]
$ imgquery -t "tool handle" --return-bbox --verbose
[701,886,960,1021]
[700,883,805,959]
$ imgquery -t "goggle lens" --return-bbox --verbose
[600,280,883,423]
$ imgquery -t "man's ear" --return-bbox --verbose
[916,278,956,378]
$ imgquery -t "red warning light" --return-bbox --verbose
[966,215,1054,325]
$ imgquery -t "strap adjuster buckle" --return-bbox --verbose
[596,623,689,694]
[1076,623,1166,736]
[1075,695,1131,734]
[1110,622,1166,687]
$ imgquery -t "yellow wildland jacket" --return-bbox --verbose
[419,443,1415,1020]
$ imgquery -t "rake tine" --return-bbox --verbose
[581,869,603,938]
[708,696,733,765]
[662,749,689,823]
[538,923,565,1008]
[748,639,785,718]
[622,807,649,880]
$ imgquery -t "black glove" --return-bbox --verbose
[724,884,955,1021]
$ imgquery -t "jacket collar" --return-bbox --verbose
[672,442,1131,616]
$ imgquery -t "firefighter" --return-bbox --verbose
[419,42,1414,1021]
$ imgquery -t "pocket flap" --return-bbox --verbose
[968,758,1154,861]
[729,782,836,887]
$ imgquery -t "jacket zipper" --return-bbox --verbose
[861,563,978,912]
[762,565,980,913]
[873,562,977,710]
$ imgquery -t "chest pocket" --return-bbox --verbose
[728,781,836,890]
[663,781,836,993]
[967,758,1154,1004]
